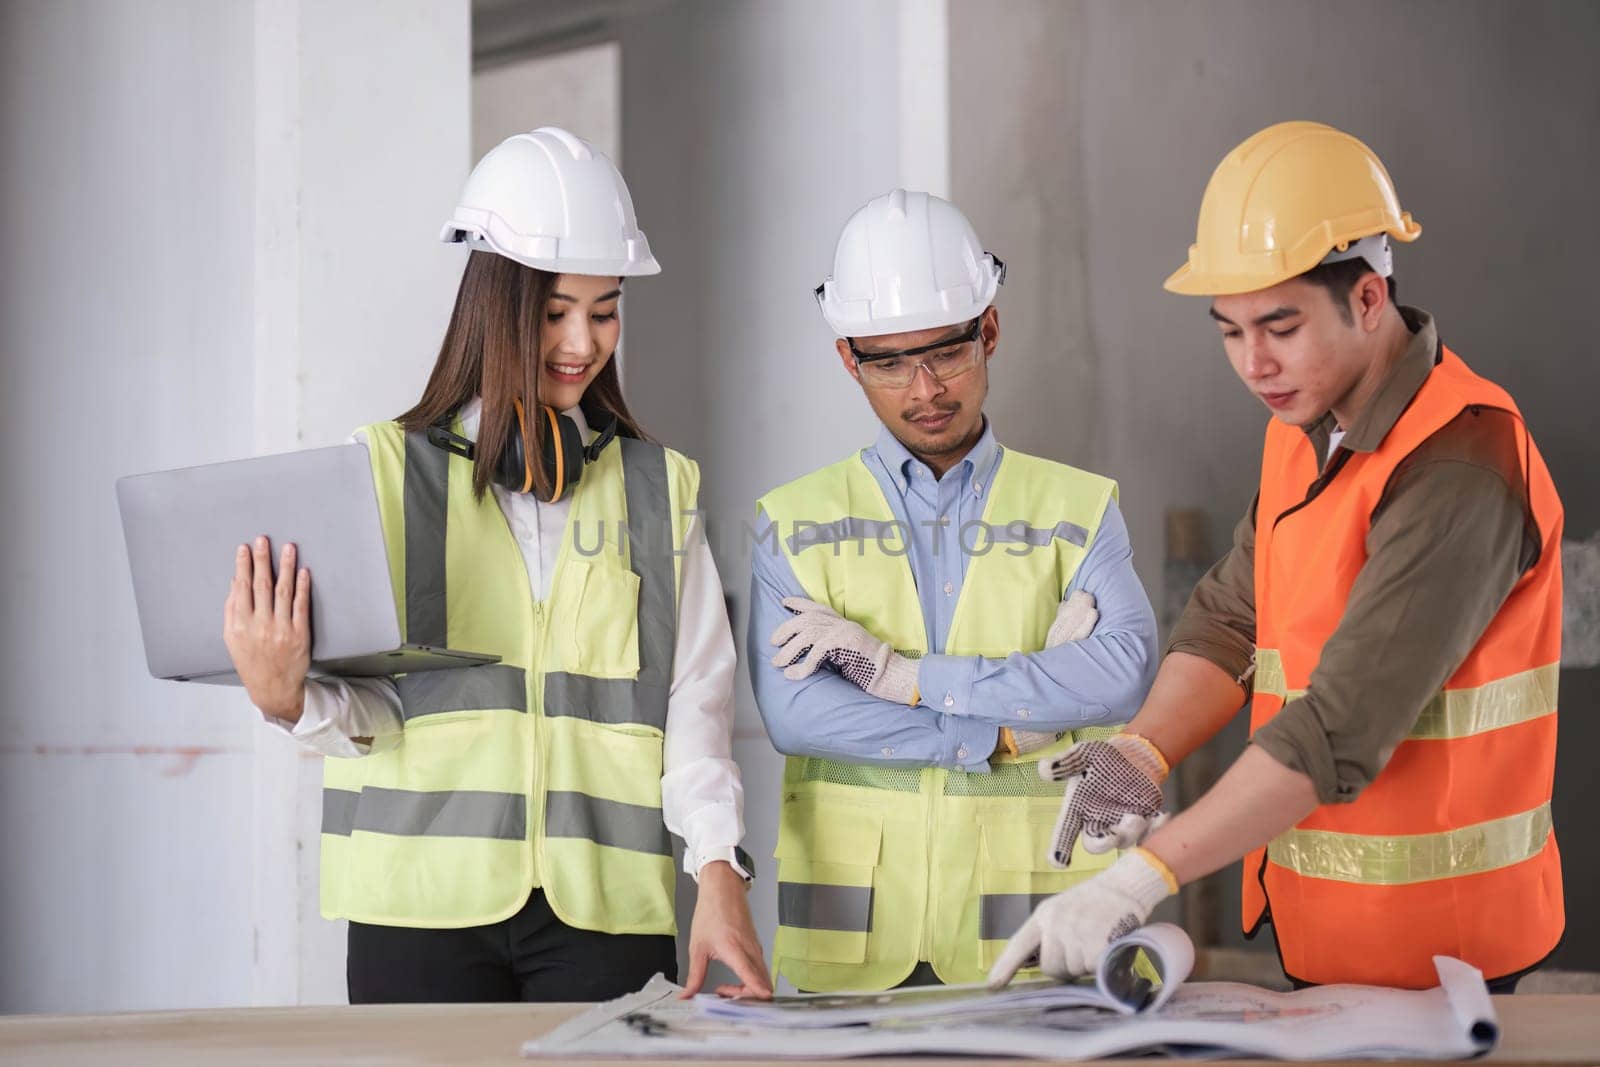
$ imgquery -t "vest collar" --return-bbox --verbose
[871,417,1001,497]
[1304,305,1440,459]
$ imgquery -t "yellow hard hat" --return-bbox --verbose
[1164,121,1421,296]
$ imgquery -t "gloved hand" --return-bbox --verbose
[999,727,1063,757]
[769,597,920,705]
[1046,589,1099,646]
[1039,732,1169,867]
[999,591,1101,757]
[987,849,1175,987]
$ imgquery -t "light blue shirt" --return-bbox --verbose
[749,421,1158,772]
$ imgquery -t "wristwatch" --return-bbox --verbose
[693,845,756,884]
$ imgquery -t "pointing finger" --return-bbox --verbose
[988,916,1042,989]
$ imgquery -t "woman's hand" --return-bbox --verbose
[679,860,773,1000]
[222,536,312,723]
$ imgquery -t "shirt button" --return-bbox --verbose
[957,746,969,760]
[1018,707,1031,718]
[973,482,984,495]
[943,581,954,596]
[943,693,955,708]
[881,746,894,757]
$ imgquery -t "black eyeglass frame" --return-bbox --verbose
[845,316,985,365]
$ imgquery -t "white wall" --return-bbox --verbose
[0,0,469,1011]
[0,0,257,1014]
[258,0,471,1005]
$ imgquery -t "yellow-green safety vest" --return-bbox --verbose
[757,446,1124,991]
[319,419,697,933]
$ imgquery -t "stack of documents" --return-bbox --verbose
[524,923,1500,1060]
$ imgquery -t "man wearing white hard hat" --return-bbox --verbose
[750,189,1159,991]
[990,121,1564,993]
[223,127,770,1003]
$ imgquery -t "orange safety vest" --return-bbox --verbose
[1243,345,1563,988]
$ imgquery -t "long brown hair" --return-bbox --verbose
[398,250,649,499]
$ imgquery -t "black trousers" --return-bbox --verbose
[347,888,678,1003]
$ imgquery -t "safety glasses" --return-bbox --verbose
[848,318,984,389]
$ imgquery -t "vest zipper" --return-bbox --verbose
[918,769,939,969]
[1259,438,1350,983]
[530,598,546,884]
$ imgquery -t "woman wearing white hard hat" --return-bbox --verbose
[221,127,769,1003]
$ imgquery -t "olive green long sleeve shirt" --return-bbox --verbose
[1167,307,1542,803]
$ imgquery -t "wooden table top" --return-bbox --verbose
[1,995,1597,1064]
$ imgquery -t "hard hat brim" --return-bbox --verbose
[1163,216,1421,296]
[1162,262,1304,297]
[441,225,662,277]
[823,304,995,339]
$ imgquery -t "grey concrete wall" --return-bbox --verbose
[950,0,1600,966]
[619,0,927,986]
[472,42,620,169]
[949,1,1102,472]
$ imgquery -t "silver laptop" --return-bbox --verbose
[117,444,500,684]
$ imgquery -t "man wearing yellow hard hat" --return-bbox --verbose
[990,121,1564,992]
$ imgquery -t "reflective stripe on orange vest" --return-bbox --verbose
[1266,800,1552,885]
[1254,649,1559,741]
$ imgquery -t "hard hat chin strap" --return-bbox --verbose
[1320,234,1393,278]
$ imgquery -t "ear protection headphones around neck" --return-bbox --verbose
[426,398,619,502]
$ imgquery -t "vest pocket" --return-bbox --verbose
[774,807,883,965]
[977,820,1096,971]
[566,561,642,678]
[959,569,1060,657]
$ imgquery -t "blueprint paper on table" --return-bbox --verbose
[697,922,1193,1028]
[521,924,1499,1061]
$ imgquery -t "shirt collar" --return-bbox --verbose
[1304,304,1439,456]
[459,396,592,443]
[873,417,1001,496]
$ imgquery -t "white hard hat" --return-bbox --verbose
[440,126,660,276]
[815,189,1004,338]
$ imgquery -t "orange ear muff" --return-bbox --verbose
[541,404,567,501]
[511,397,536,495]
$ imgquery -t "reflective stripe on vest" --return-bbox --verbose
[1254,649,1559,740]
[318,420,693,932]
[544,790,672,857]
[321,786,526,840]
[977,893,1056,941]
[778,882,875,933]
[758,446,1126,991]
[788,517,903,553]
[785,516,1091,553]
[398,664,528,721]
[985,520,1091,548]
[1244,345,1564,988]
[1266,801,1553,885]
